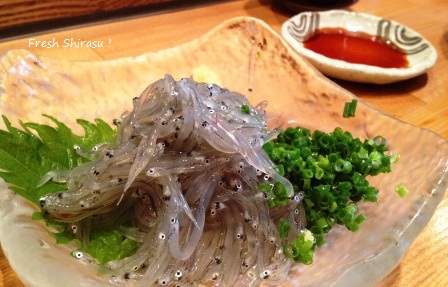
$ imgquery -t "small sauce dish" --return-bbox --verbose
[281,10,437,84]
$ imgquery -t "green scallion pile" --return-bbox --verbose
[263,125,398,264]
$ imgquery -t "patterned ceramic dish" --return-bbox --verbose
[0,17,447,287]
[281,10,438,84]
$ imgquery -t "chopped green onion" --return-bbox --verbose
[278,219,291,238]
[276,164,285,176]
[343,99,358,118]
[265,124,398,264]
[282,230,316,265]
[390,153,400,163]
[316,217,329,229]
[241,104,250,114]
[395,183,409,198]
[334,158,352,173]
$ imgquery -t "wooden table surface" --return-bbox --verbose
[0,0,447,286]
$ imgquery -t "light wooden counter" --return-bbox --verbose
[0,0,447,286]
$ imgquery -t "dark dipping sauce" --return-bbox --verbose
[304,27,409,68]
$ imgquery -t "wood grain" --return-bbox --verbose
[0,0,176,30]
[0,0,447,286]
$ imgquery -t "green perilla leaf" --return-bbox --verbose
[0,115,116,204]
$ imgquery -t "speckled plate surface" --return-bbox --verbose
[0,16,447,287]
[281,10,438,84]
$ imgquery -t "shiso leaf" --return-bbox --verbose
[78,228,140,265]
[0,115,116,204]
[0,115,136,262]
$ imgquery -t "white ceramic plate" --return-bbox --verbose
[0,17,447,287]
[281,10,438,84]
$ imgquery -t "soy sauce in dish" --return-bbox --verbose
[304,27,409,68]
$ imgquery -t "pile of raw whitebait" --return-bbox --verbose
[39,75,306,287]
